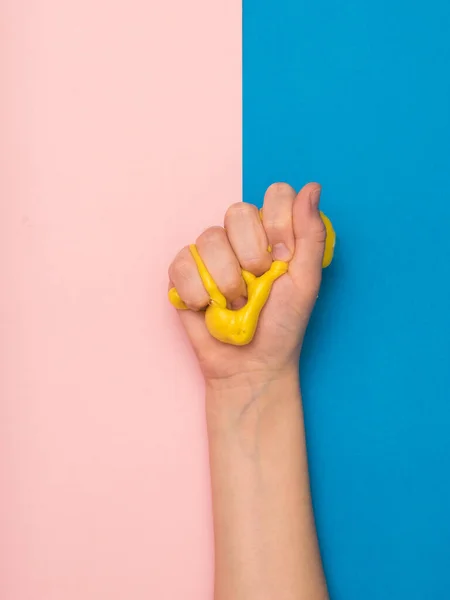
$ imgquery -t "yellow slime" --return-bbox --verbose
[169,211,336,346]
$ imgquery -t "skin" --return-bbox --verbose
[168,212,334,346]
[168,182,329,600]
[169,245,289,345]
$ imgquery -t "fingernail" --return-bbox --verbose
[272,242,291,261]
[310,187,321,210]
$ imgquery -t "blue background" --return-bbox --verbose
[244,1,450,598]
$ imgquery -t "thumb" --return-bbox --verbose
[289,183,326,303]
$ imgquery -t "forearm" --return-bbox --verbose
[206,370,328,600]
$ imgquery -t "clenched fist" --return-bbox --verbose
[168,182,331,385]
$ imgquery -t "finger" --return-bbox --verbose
[195,226,246,303]
[224,202,272,276]
[168,246,209,311]
[261,182,296,261]
[290,182,326,297]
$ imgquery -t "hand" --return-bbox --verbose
[168,182,327,386]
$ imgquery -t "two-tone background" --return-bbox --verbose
[2,1,450,598]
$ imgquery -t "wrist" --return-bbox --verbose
[205,360,299,392]
[205,365,301,430]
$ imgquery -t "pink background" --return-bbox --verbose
[1,1,241,598]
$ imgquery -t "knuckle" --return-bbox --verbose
[264,217,291,235]
[314,217,327,244]
[240,254,270,275]
[168,247,192,282]
[168,247,209,310]
[266,182,295,197]
[196,226,224,246]
[219,269,243,298]
[225,201,258,221]
[168,260,191,285]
